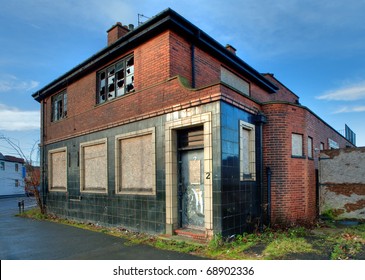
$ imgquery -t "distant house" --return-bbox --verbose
[0,153,25,196]
[32,9,355,238]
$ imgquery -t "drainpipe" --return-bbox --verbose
[254,113,267,231]
[41,100,47,211]
[266,166,272,225]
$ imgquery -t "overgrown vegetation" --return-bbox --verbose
[19,209,365,260]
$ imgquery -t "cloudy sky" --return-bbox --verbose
[1,0,365,161]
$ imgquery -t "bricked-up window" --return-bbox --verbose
[240,120,256,181]
[48,148,67,191]
[292,133,303,157]
[97,55,134,104]
[308,137,313,158]
[80,139,107,193]
[115,128,156,195]
[51,90,67,122]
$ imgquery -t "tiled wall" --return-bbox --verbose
[219,102,260,236]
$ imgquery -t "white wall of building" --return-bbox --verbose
[0,160,25,196]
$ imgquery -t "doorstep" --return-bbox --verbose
[174,228,207,241]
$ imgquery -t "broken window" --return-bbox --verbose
[97,54,134,104]
[51,90,67,122]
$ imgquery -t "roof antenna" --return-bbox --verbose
[138,14,150,26]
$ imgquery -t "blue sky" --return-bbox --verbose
[1,0,365,162]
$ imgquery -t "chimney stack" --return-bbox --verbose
[225,44,237,55]
[107,22,130,46]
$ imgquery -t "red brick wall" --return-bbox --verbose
[262,102,354,224]
[261,74,299,103]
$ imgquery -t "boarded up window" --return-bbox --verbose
[115,128,156,195]
[221,67,250,96]
[308,137,313,158]
[49,148,67,191]
[80,139,107,193]
[292,133,303,157]
[240,121,256,181]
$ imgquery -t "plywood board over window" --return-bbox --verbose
[115,128,156,195]
[48,147,67,191]
[240,120,256,181]
[80,139,108,193]
[292,133,303,157]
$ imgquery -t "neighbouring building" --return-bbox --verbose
[0,153,25,196]
[32,9,355,238]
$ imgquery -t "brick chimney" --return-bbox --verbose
[107,22,130,46]
[225,44,236,55]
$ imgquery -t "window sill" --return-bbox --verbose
[291,155,306,159]
[95,90,136,107]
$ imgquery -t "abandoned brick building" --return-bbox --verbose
[32,9,355,238]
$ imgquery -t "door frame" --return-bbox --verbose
[165,111,213,236]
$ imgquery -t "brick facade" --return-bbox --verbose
[33,9,355,236]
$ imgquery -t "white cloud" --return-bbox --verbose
[0,74,39,93]
[317,82,365,101]
[0,104,40,131]
[333,106,365,114]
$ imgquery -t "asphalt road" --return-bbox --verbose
[0,196,205,260]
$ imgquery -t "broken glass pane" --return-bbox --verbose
[116,67,125,96]
[107,67,115,100]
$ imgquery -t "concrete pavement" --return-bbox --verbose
[0,197,205,260]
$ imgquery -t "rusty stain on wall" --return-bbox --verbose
[344,199,365,213]
[326,184,365,197]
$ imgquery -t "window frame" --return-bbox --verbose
[48,147,68,192]
[307,136,313,159]
[97,54,134,104]
[51,90,67,122]
[80,138,108,194]
[115,127,156,195]
[239,120,256,181]
[221,67,250,97]
[292,133,304,158]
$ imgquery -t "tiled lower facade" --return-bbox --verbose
[43,101,261,236]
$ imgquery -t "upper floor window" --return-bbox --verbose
[15,163,18,172]
[97,55,134,104]
[51,90,67,122]
[221,67,250,96]
[0,161,4,170]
